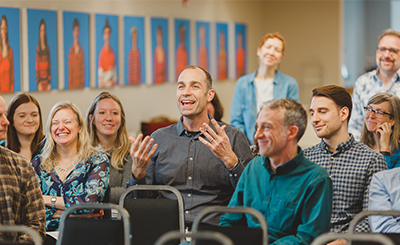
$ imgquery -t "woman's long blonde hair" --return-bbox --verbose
[360,93,400,154]
[86,92,130,170]
[40,100,97,173]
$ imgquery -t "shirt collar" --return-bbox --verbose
[374,68,400,85]
[318,134,355,154]
[177,114,217,138]
[264,147,304,175]
[250,69,281,85]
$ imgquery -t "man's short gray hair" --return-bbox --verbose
[260,98,307,142]
[379,29,400,41]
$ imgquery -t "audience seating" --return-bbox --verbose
[154,230,233,245]
[348,210,400,245]
[191,206,268,245]
[119,185,185,245]
[56,203,130,245]
[311,232,395,245]
[0,225,41,245]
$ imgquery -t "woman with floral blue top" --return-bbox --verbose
[31,100,109,235]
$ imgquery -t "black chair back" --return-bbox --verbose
[191,206,268,245]
[123,198,180,245]
[56,203,130,245]
[59,219,123,245]
[352,233,400,245]
[196,223,262,245]
[119,185,185,245]
[154,231,233,245]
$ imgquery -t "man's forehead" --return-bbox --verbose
[178,68,206,83]
[257,107,283,122]
[311,96,333,106]
[379,35,400,47]
[0,97,6,112]
[310,96,340,111]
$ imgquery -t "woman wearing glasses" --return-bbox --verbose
[361,92,400,169]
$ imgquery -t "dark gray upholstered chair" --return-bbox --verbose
[311,233,395,245]
[56,203,130,245]
[0,225,41,245]
[119,185,185,245]
[154,231,233,245]
[191,206,268,245]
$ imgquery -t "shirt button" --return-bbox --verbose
[266,197,269,200]
[185,210,189,214]
[188,194,191,197]
[229,174,233,177]
[331,156,334,160]
[234,173,238,177]
[188,176,192,180]
[190,157,193,161]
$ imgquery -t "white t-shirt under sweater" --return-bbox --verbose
[254,77,274,112]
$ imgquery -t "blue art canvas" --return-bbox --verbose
[151,17,168,84]
[0,7,21,93]
[27,9,58,91]
[124,15,145,85]
[95,14,118,88]
[63,11,90,90]
[195,21,210,71]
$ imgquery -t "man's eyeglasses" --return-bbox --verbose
[364,106,394,118]
[377,47,400,55]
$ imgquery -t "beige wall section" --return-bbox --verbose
[262,1,341,106]
[0,0,340,147]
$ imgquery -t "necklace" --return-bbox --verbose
[54,157,79,172]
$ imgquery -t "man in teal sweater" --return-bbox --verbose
[220,98,333,245]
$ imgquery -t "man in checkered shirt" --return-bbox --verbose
[304,85,387,244]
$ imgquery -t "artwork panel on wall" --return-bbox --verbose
[235,23,247,78]
[27,8,58,92]
[95,13,118,88]
[216,22,228,81]
[151,17,169,85]
[174,18,190,80]
[0,7,22,94]
[123,15,145,85]
[63,11,90,90]
[195,21,210,72]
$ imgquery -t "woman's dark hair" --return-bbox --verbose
[0,15,10,60]
[6,93,44,157]
[211,92,224,121]
[103,18,111,33]
[38,19,48,51]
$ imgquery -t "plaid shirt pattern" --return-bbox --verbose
[304,135,387,233]
[0,146,45,242]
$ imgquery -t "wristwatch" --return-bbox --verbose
[51,196,57,209]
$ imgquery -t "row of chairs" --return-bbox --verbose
[2,184,400,245]
[1,224,398,245]
[0,185,268,245]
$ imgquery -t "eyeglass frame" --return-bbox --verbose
[363,106,394,118]
[377,46,400,55]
